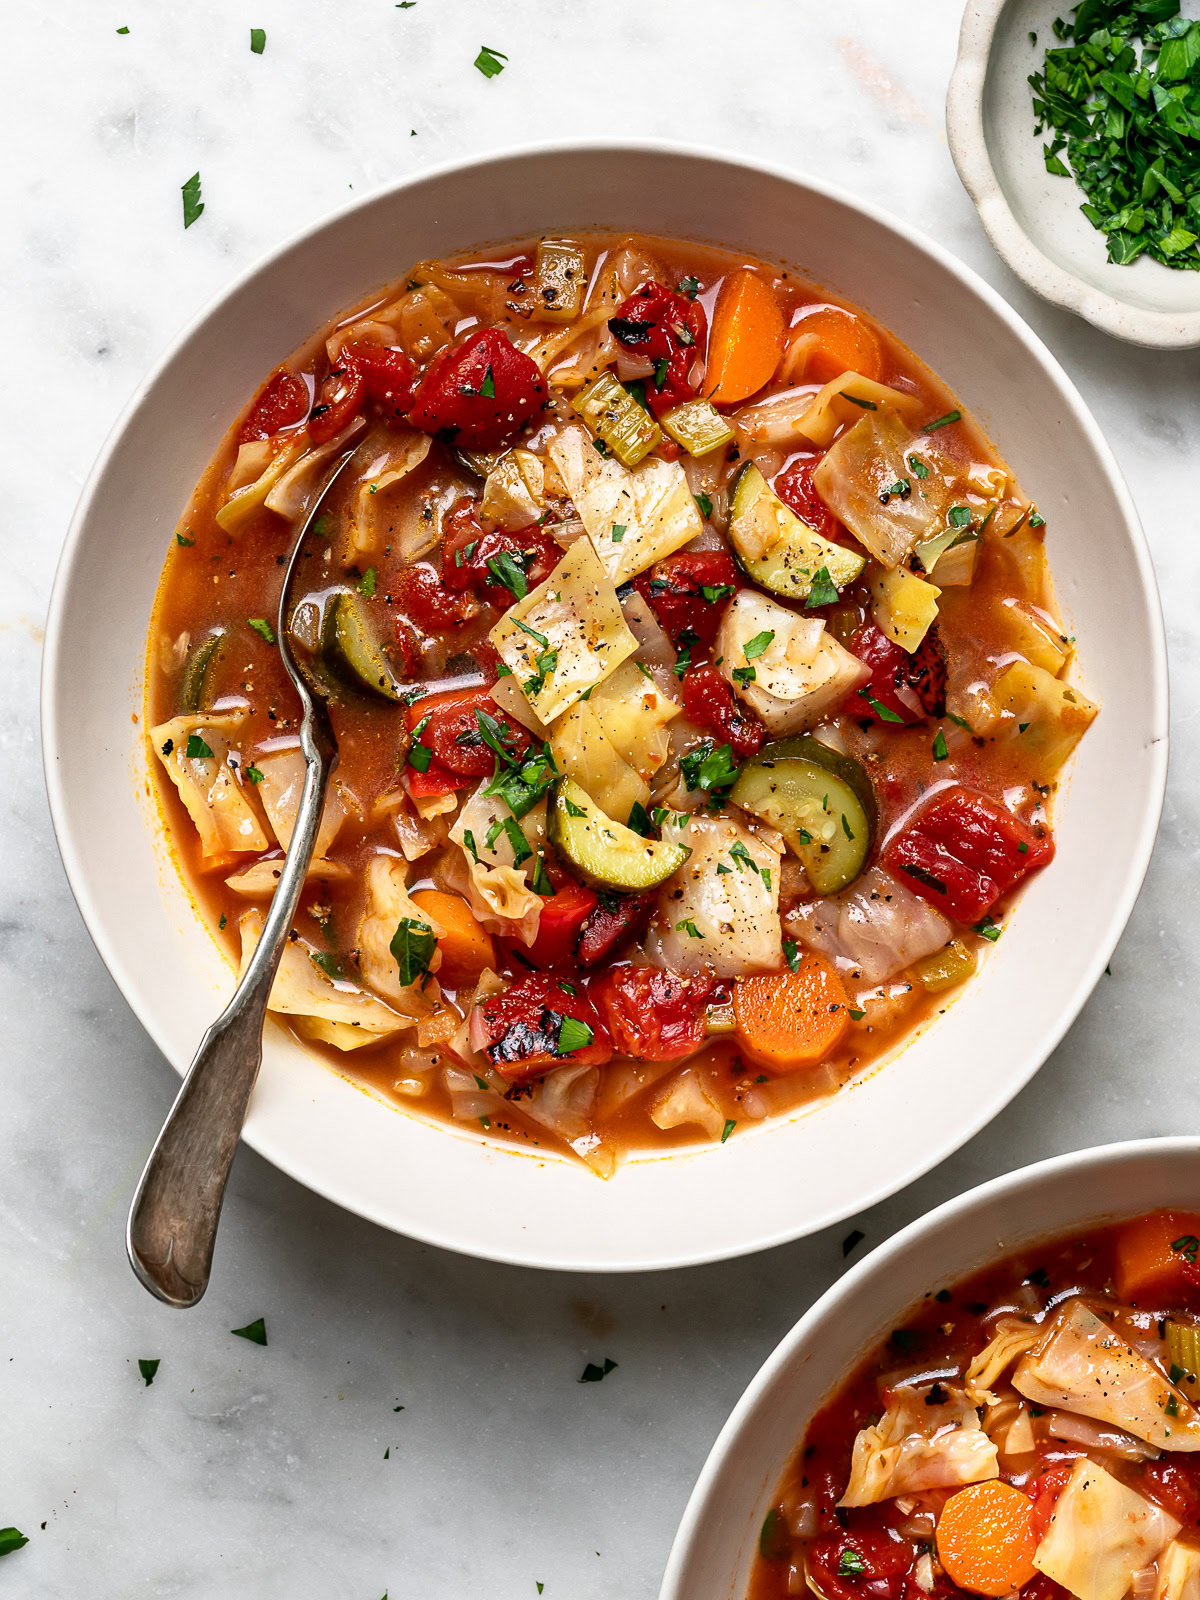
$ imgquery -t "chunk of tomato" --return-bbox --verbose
[1138,1459,1200,1525]
[775,456,840,541]
[593,966,715,1061]
[634,550,741,648]
[308,357,365,444]
[806,1531,916,1600]
[680,664,765,759]
[883,786,1054,925]
[576,892,656,966]
[442,510,562,610]
[396,562,479,631]
[521,881,599,970]
[609,280,707,414]
[409,327,547,451]
[340,340,418,426]
[848,622,947,725]
[239,367,310,442]
[477,974,612,1083]
[407,687,530,778]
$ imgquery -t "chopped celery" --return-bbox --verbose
[660,399,735,458]
[1166,1321,1200,1400]
[705,1002,737,1037]
[533,239,586,324]
[914,938,976,993]
[572,373,661,468]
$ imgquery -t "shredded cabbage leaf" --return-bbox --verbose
[716,589,868,736]
[1033,1458,1179,1600]
[647,813,781,978]
[840,1384,997,1507]
[448,783,545,946]
[356,854,443,1013]
[339,428,432,564]
[151,710,271,859]
[813,409,959,569]
[789,866,951,984]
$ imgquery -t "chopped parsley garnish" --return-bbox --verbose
[805,566,840,609]
[721,1119,737,1144]
[932,730,949,761]
[1173,1234,1200,1262]
[841,393,877,410]
[675,918,704,938]
[462,829,482,865]
[672,628,700,678]
[138,1358,160,1386]
[181,171,204,230]
[947,712,972,730]
[480,364,495,399]
[838,1549,867,1579]
[701,582,736,603]
[358,566,377,597]
[679,274,700,298]
[857,687,905,724]
[176,531,195,546]
[250,26,266,53]
[680,739,740,795]
[219,913,227,930]
[0,1529,28,1557]
[973,917,1002,942]
[743,629,774,659]
[564,797,587,819]
[116,24,130,33]
[654,356,670,388]
[390,917,437,985]
[475,707,521,765]
[907,454,930,480]
[557,1016,594,1055]
[185,733,214,760]
[848,1008,865,1021]
[474,44,508,77]
[406,713,433,772]
[760,1509,789,1561]
[578,1357,617,1383]
[627,801,653,836]
[841,815,855,841]
[485,742,559,819]
[879,478,911,503]
[732,665,756,687]
[611,523,626,543]
[310,951,341,980]
[783,940,801,973]
[247,617,276,644]
[695,491,714,518]
[231,1317,268,1346]
[530,852,554,895]
[924,410,961,432]
[502,817,532,868]
[1167,1393,1181,1417]
[487,551,531,600]
[947,506,973,529]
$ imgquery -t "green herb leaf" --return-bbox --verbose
[578,1357,617,1383]
[250,26,266,53]
[1028,511,1046,528]
[857,687,905,724]
[406,713,433,773]
[743,629,774,659]
[475,707,521,766]
[679,274,700,299]
[564,797,587,819]
[1172,1234,1200,1263]
[932,730,949,761]
[0,1529,28,1558]
[181,172,204,230]
[805,566,839,609]
[841,393,877,410]
[680,739,739,795]
[243,764,264,785]
[358,566,377,597]
[116,24,130,32]
[924,410,961,432]
[783,939,801,973]
[310,951,341,980]
[907,455,930,480]
[838,1549,867,1579]
[695,491,714,518]
[176,531,195,546]
[474,44,508,77]
[138,1358,160,1386]
[501,817,532,868]
[232,1317,267,1346]
[627,801,653,837]
[390,917,437,985]
[185,733,214,760]
[611,523,626,543]
[973,917,1002,942]
[675,918,704,938]
[247,617,276,644]
[487,551,530,599]
[701,582,736,603]
[654,356,669,388]
[721,1118,737,1144]
[557,1016,594,1055]
[848,1008,865,1021]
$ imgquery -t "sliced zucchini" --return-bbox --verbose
[572,373,661,468]
[730,736,876,895]
[728,463,864,603]
[180,628,228,712]
[549,778,689,892]
[322,590,405,701]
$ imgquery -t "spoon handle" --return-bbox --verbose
[126,720,336,1308]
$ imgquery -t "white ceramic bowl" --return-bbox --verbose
[948,0,1200,348]
[661,1136,1200,1600]
[42,142,1167,1272]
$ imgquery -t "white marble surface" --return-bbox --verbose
[4,2,1200,1595]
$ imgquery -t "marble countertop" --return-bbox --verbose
[5,1,1200,1594]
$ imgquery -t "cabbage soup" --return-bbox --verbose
[146,232,1096,1177]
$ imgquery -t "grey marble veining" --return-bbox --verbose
[4,1,1200,1595]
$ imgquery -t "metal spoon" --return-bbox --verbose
[127,449,358,1308]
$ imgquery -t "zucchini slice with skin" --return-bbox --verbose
[322,590,405,701]
[549,778,689,892]
[181,628,228,713]
[728,463,864,603]
[730,736,875,895]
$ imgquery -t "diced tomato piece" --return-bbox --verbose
[576,893,656,966]
[396,562,478,631]
[406,687,529,778]
[308,356,366,444]
[239,367,310,442]
[608,280,708,414]
[340,340,418,426]
[442,509,562,610]
[521,881,599,970]
[404,760,462,798]
[883,786,1054,925]
[593,966,716,1061]
[409,327,547,451]
[393,616,423,679]
[1114,1210,1200,1302]
[633,550,741,647]
[1139,1459,1200,1525]
[848,622,947,725]
[477,973,612,1083]
[1028,1464,1074,1545]
[806,1531,916,1600]
[680,664,765,759]
[775,456,840,541]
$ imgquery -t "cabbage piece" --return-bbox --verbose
[371,788,449,862]
[983,1395,1038,1458]
[1153,1541,1200,1600]
[840,1384,997,1507]
[1014,1301,1200,1452]
[589,658,680,785]
[521,1063,616,1178]
[448,783,545,946]
[224,855,350,898]
[151,710,271,859]
[813,409,958,569]
[964,1318,1045,1406]
[356,855,444,1014]
[1033,1458,1179,1600]
[647,813,781,978]
[620,589,678,700]
[789,866,951,984]
[263,417,366,522]
[238,908,409,1050]
[488,536,637,723]
[550,699,648,821]
[547,422,702,584]
[715,589,868,736]
[488,672,551,739]
[990,662,1099,778]
[649,1066,725,1141]
[338,428,433,564]
[795,372,925,449]
[869,566,941,653]
[251,747,351,857]
[481,449,545,532]
[215,436,308,534]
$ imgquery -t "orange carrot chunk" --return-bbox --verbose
[409,889,495,988]
[703,268,784,405]
[936,1481,1039,1598]
[732,953,849,1074]
[793,304,884,384]
[1115,1209,1200,1302]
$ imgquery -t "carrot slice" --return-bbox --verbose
[935,1481,1039,1598]
[1115,1209,1200,1302]
[732,953,849,1074]
[703,269,784,405]
[794,305,883,385]
[409,889,495,988]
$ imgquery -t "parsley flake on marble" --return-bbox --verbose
[181,172,204,230]
[231,1316,268,1346]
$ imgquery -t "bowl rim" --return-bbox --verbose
[40,138,1170,1270]
[659,1134,1200,1596]
[947,0,1200,350]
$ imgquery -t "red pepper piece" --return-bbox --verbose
[340,340,418,425]
[575,893,656,966]
[239,368,311,442]
[883,786,1054,925]
[593,966,716,1061]
[409,327,547,452]
[774,456,840,541]
[633,550,741,648]
[609,280,708,415]
[406,687,529,779]
[679,664,765,759]
[396,562,478,631]
[478,973,612,1082]
[521,881,599,970]
[442,505,561,610]
[847,622,946,725]
[805,1533,916,1600]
